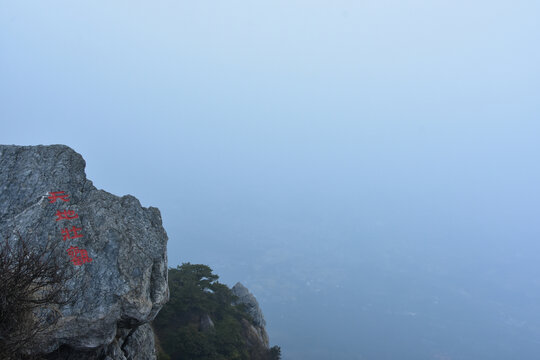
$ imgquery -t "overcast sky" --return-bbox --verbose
[1,1,540,359]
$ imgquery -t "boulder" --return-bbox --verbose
[232,282,269,348]
[0,144,169,359]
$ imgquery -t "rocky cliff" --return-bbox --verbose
[232,282,269,349]
[0,144,169,359]
[152,265,279,360]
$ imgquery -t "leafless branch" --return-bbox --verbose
[0,231,83,359]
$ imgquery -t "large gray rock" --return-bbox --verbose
[120,323,158,360]
[0,144,169,359]
[231,282,266,328]
[231,282,269,348]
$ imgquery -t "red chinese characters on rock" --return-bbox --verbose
[66,246,93,266]
[48,191,70,203]
[48,191,93,266]
[61,226,84,241]
[56,209,79,221]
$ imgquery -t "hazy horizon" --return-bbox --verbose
[2,1,540,359]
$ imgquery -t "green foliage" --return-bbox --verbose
[269,346,282,360]
[153,263,280,360]
[156,349,171,360]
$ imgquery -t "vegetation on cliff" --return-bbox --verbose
[153,263,281,360]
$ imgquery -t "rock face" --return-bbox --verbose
[199,313,215,332]
[0,145,169,359]
[232,282,269,348]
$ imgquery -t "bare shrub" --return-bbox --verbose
[0,231,81,359]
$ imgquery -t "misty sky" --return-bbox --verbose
[1,1,540,359]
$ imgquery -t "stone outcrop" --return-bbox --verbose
[199,313,215,332]
[0,145,169,359]
[232,282,269,348]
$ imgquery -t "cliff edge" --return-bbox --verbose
[232,282,269,349]
[0,144,169,359]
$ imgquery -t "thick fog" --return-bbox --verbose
[2,1,540,359]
